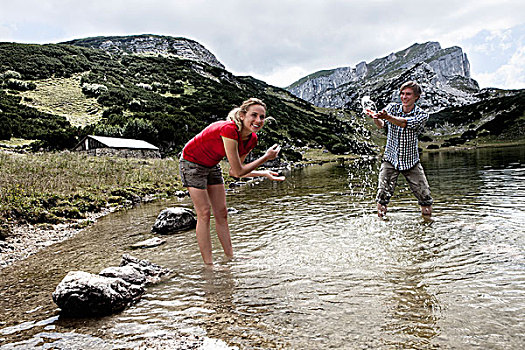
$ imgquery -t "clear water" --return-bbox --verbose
[1,146,524,349]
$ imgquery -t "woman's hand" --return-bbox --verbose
[262,170,285,181]
[264,144,281,160]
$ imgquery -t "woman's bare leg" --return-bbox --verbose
[207,184,233,258]
[187,187,213,265]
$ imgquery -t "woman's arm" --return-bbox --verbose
[222,137,283,179]
[238,154,285,180]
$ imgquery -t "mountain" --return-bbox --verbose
[287,41,524,148]
[0,35,375,157]
[287,42,481,113]
[63,34,225,69]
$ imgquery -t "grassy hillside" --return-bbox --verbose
[0,41,375,158]
[19,73,103,127]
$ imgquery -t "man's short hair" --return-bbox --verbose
[400,81,422,97]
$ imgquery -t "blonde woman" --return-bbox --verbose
[180,98,285,265]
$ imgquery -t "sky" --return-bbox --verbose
[1,0,524,89]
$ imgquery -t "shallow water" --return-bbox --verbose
[1,146,524,349]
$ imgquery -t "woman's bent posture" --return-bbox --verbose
[179,98,284,265]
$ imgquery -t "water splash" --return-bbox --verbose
[360,96,377,114]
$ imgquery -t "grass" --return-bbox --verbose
[301,148,359,163]
[0,151,183,238]
[18,73,104,127]
[0,138,36,146]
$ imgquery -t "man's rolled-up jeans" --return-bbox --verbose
[376,161,433,206]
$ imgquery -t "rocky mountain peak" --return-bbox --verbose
[63,34,225,69]
[286,41,479,113]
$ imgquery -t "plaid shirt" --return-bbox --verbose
[383,103,428,171]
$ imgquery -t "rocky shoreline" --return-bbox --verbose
[0,196,242,349]
[0,207,116,269]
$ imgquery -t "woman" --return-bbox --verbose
[180,98,285,265]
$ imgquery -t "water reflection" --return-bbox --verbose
[1,145,524,349]
[381,226,442,349]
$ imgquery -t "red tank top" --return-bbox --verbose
[182,121,258,167]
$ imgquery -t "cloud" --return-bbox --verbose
[475,45,525,89]
[464,23,525,88]
[0,0,524,89]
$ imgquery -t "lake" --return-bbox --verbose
[1,145,524,349]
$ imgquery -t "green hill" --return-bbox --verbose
[0,38,375,158]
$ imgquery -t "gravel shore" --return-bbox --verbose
[0,208,115,269]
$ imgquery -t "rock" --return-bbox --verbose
[228,181,246,188]
[227,207,239,214]
[52,255,170,317]
[131,237,166,249]
[152,207,196,234]
[175,190,188,198]
[137,334,204,350]
[65,34,225,69]
[52,271,144,316]
[99,265,147,286]
[120,254,171,285]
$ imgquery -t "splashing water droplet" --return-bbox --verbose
[360,96,377,114]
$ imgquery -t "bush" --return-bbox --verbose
[0,223,10,240]
[0,119,12,140]
[0,70,22,80]
[50,206,85,219]
[82,82,108,97]
[122,118,158,143]
[5,79,36,91]
[93,124,123,137]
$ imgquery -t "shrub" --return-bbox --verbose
[5,79,36,91]
[136,82,153,91]
[0,70,22,80]
[122,118,158,142]
[81,82,108,97]
[93,124,123,137]
[51,206,85,219]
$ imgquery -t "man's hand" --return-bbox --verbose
[364,108,377,119]
[366,109,389,120]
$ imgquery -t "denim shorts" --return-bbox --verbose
[376,161,433,206]
[179,158,224,189]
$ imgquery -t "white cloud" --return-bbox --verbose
[0,0,524,89]
[475,45,525,89]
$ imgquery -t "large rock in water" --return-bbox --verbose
[52,255,171,317]
[52,271,144,316]
[152,207,196,234]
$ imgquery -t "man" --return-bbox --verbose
[366,81,433,218]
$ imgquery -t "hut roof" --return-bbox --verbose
[77,135,159,150]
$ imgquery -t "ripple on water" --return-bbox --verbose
[1,147,524,349]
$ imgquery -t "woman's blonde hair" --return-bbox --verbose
[227,97,268,131]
